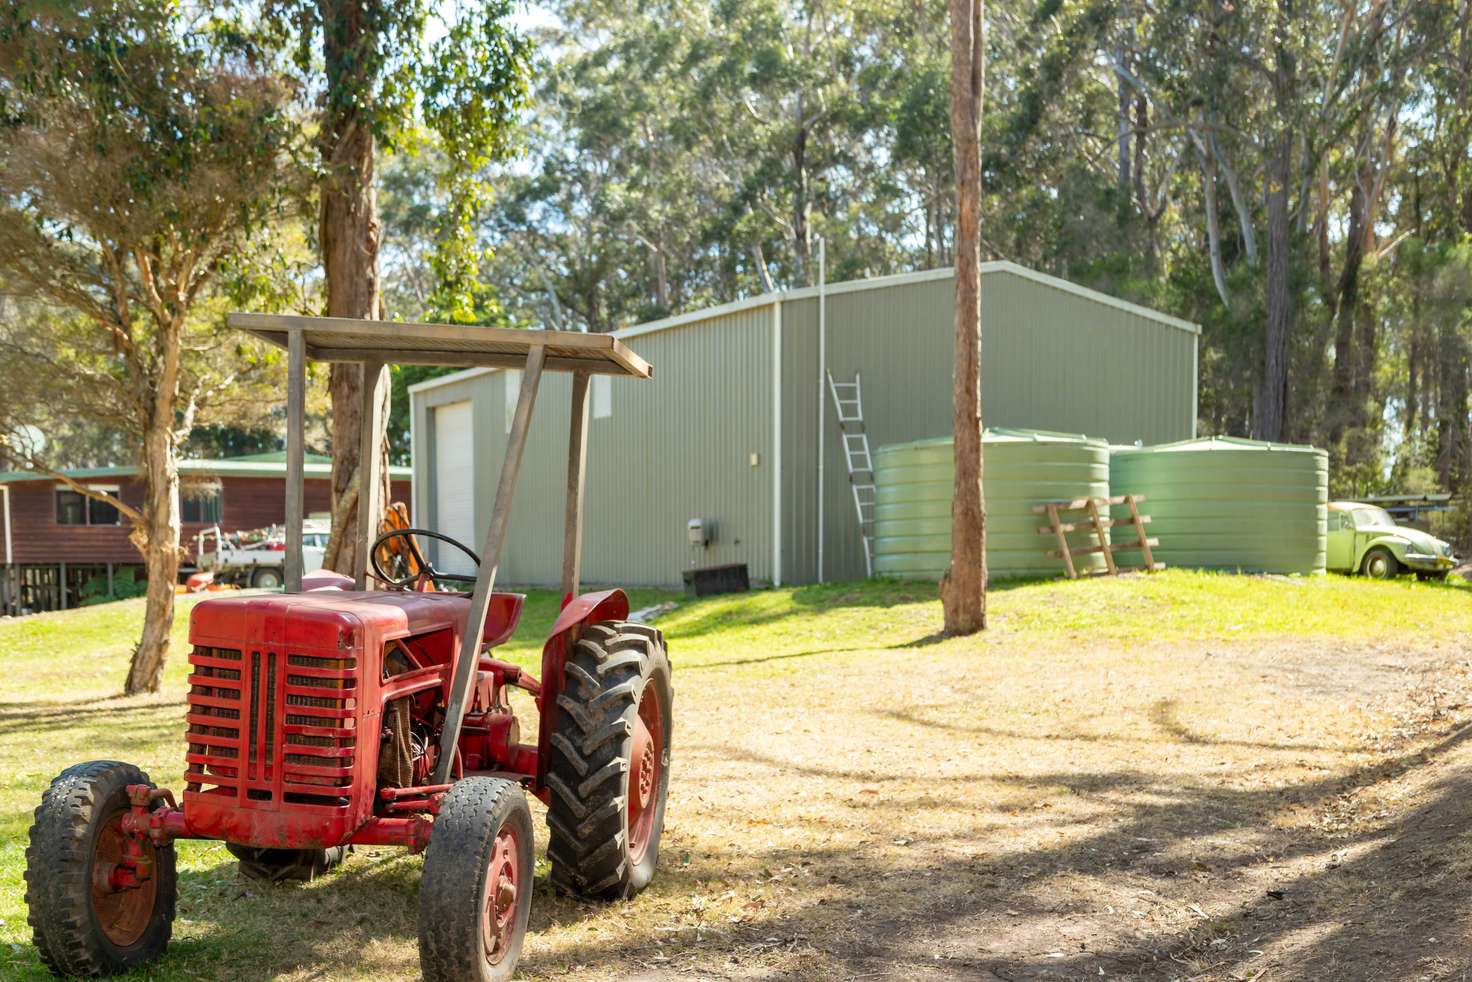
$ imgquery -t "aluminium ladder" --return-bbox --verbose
[825,370,876,576]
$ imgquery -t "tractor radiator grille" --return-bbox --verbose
[185,645,357,808]
[185,646,243,797]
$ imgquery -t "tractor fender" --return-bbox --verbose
[535,589,630,792]
[547,588,630,639]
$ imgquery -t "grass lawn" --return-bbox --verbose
[2,570,1471,979]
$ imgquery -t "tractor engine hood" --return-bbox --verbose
[181,590,521,850]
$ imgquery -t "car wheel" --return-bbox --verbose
[251,567,284,590]
[1362,547,1399,580]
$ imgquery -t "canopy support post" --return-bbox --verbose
[354,360,388,590]
[284,328,306,593]
[433,346,547,784]
[561,371,591,602]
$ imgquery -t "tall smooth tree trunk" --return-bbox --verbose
[1256,1,1296,442]
[1328,180,1367,454]
[792,102,812,286]
[941,0,986,636]
[1258,157,1291,441]
[1437,321,1470,486]
[1197,140,1232,311]
[125,391,182,694]
[1258,137,1294,439]
[318,0,387,578]
[1116,45,1131,193]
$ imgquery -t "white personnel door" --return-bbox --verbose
[433,401,477,575]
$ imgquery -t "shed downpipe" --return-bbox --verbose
[816,238,826,584]
[772,298,783,588]
[1191,333,1200,439]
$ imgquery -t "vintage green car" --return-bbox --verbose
[1327,501,1457,579]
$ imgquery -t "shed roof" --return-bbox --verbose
[408,260,1201,397]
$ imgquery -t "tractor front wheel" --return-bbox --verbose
[25,760,177,977]
[418,777,533,982]
[546,621,672,900]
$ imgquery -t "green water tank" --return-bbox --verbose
[1109,436,1327,573]
[872,429,1111,580]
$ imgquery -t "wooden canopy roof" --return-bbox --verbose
[227,313,652,378]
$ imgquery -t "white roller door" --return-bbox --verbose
[433,401,476,574]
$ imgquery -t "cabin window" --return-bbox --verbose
[56,490,86,525]
[89,496,120,525]
[182,488,223,524]
[56,485,122,526]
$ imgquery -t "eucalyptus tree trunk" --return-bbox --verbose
[1257,10,1296,443]
[1328,179,1367,454]
[941,0,986,636]
[1258,143,1291,443]
[318,0,387,578]
[127,430,181,694]
[126,336,184,695]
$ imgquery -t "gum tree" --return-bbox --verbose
[942,0,987,634]
[0,2,300,693]
[269,0,531,575]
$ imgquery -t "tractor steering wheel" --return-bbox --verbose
[370,527,480,591]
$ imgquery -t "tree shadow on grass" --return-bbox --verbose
[0,699,187,737]
[520,721,1472,981]
[664,580,935,641]
[875,701,1370,755]
[11,720,1468,981]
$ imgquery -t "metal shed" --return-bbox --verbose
[410,262,1200,587]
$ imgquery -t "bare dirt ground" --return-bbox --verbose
[511,631,1472,981]
[8,585,1472,981]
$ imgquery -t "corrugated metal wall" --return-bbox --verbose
[413,264,1197,588]
[414,305,775,587]
[780,267,1198,583]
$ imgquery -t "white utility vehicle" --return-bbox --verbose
[193,519,330,588]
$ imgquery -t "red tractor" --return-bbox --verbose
[24,316,672,980]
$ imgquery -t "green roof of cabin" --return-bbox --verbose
[217,450,335,464]
[0,453,410,483]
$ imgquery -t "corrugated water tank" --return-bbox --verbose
[1109,436,1327,574]
[873,429,1111,579]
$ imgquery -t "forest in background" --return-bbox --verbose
[6,0,1471,542]
[385,0,1468,539]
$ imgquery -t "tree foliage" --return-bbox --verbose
[466,0,1472,542]
[0,0,303,691]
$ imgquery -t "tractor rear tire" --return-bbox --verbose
[546,621,672,901]
[418,777,533,982]
[25,760,177,977]
[227,843,346,882]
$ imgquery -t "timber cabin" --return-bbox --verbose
[0,452,410,613]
